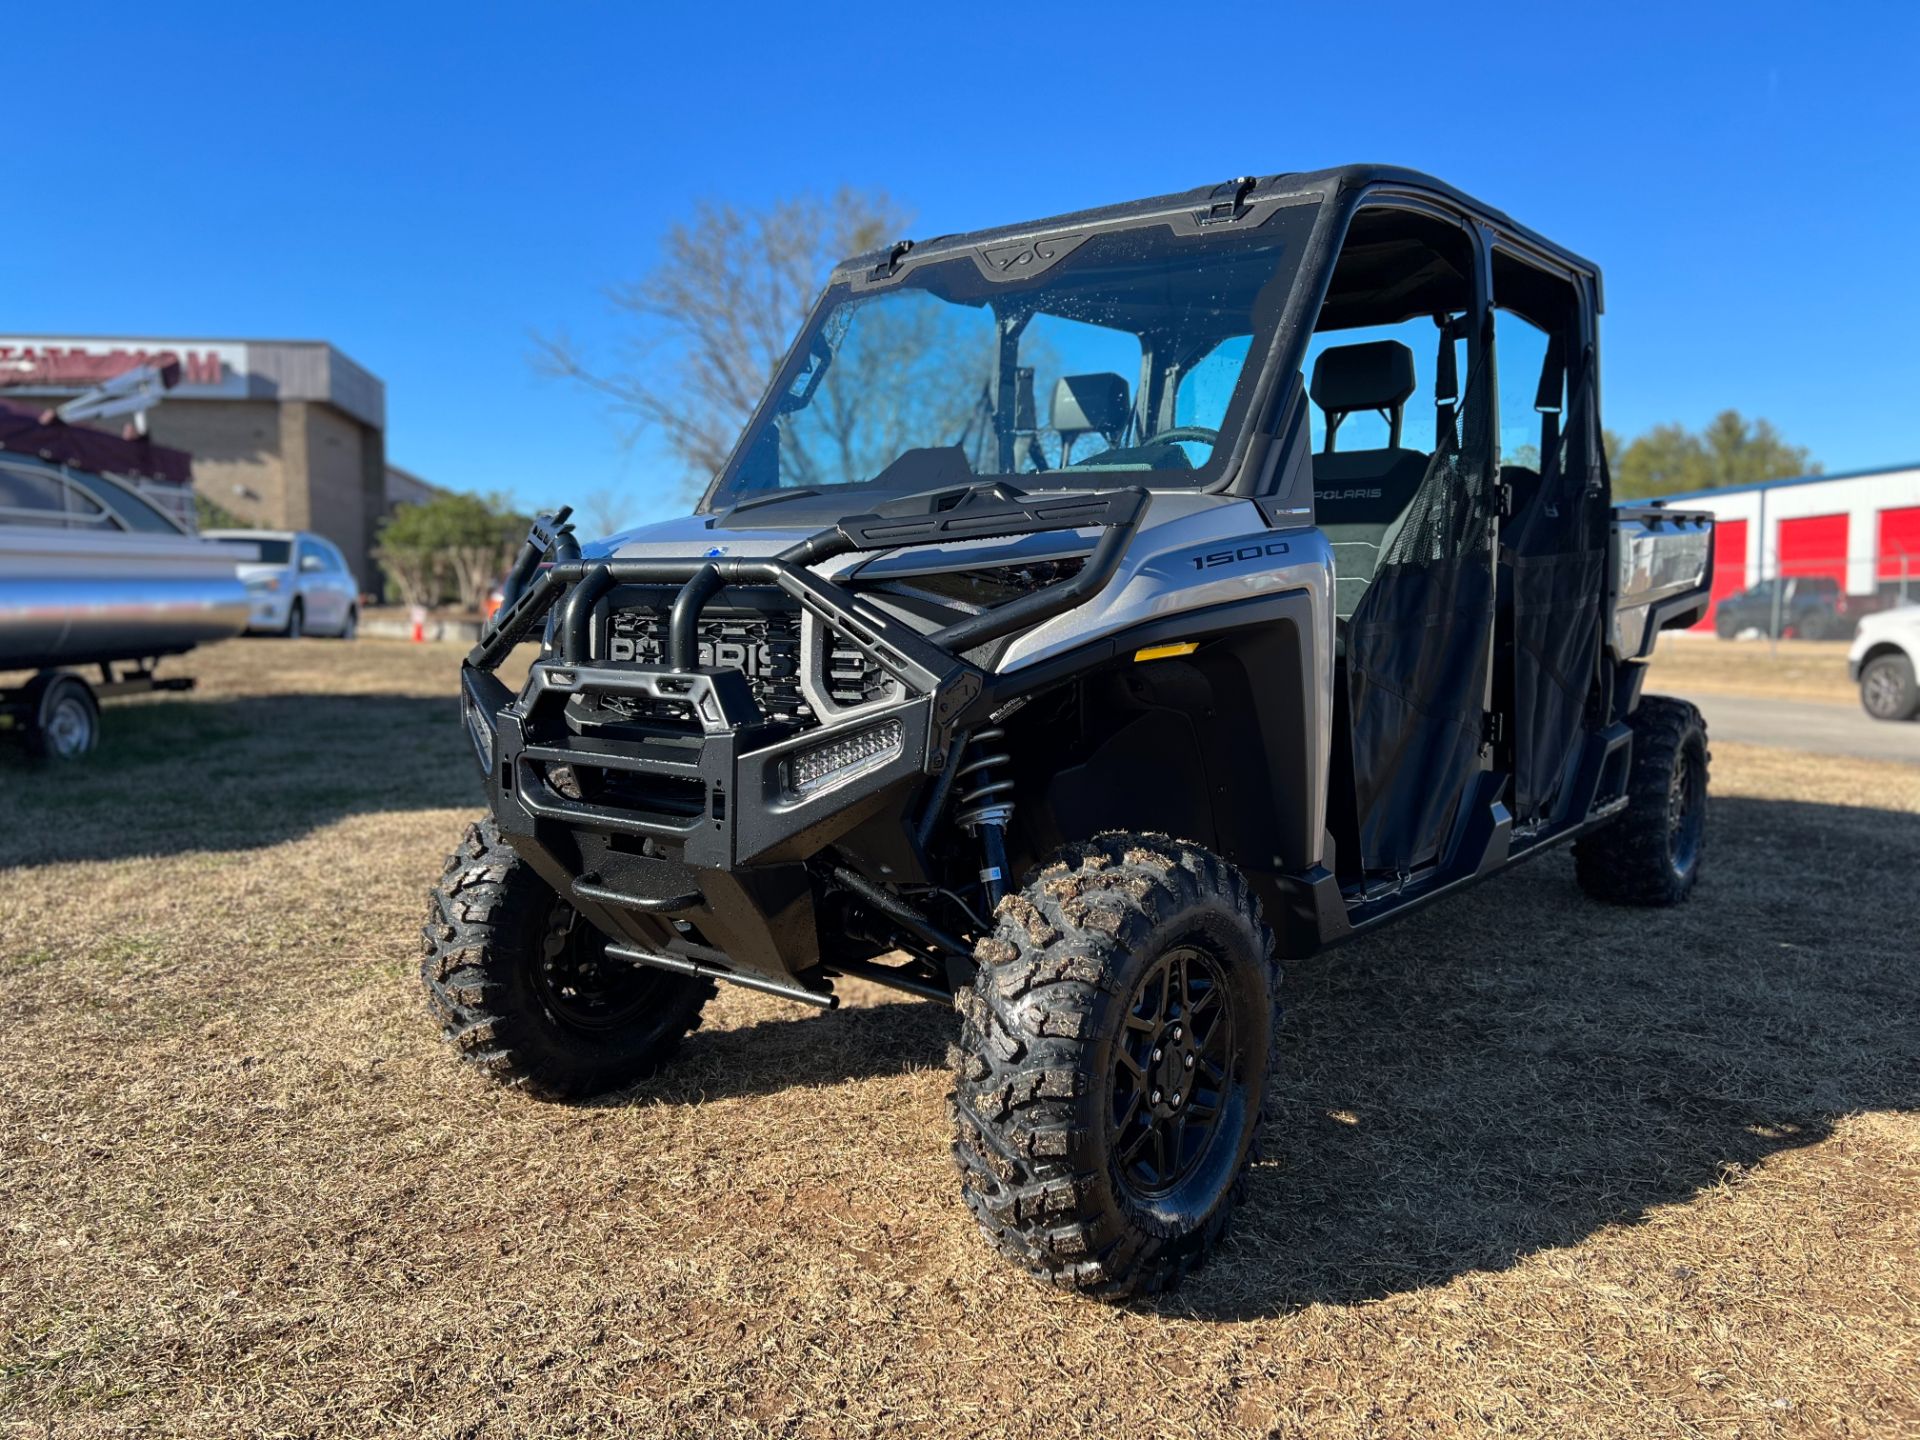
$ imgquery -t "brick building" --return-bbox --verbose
[0,335,430,584]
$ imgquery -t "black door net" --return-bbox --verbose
[1343,357,1495,875]
[1502,358,1607,828]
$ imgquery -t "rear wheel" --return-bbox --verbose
[420,818,714,1098]
[950,834,1279,1298]
[1860,653,1919,721]
[21,672,99,760]
[338,605,358,641]
[1574,695,1709,906]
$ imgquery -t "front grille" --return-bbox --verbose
[601,588,893,728]
[607,596,808,722]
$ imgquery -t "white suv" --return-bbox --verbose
[1848,604,1920,721]
[203,529,360,639]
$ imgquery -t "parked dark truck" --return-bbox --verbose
[423,166,1715,1298]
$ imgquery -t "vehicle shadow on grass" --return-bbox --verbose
[606,793,1920,1321]
[1169,791,1920,1319]
[594,996,958,1109]
[0,692,476,868]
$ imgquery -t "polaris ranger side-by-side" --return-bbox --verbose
[423,165,1715,1298]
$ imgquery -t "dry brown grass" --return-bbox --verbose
[3,639,1917,1439]
[1646,635,1857,706]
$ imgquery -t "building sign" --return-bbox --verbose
[0,337,250,399]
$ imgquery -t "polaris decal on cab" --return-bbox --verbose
[1186,537,1293,571]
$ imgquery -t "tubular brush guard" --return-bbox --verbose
[458,486,1148,1001]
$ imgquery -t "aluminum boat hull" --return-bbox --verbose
[0,525,250,672]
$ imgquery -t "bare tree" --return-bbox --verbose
[774,292,997,490]
[535,188,910,500]
[579,486,634,538]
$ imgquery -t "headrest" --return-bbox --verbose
[1051,373,1130,440]
[1310,341,1416,416]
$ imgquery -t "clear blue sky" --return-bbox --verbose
[6,2,1915,530]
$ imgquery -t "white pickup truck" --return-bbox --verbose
[1850,606,1920,721]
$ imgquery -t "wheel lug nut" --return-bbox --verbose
[1171,1025,1182,1041]
[1152,1089,1163,1104]
[1172,1091,1183,1105]
[1184,1054,1194,1069]
[1151,1048,1162,1061]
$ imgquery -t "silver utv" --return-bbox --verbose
[433,165,1713,1299]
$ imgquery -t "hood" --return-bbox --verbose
[584,488,1231,583]
[589,511,795,562]
[1858,602,1920,634]
[586,506,1101,580]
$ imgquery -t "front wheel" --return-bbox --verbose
[1574,695,1709,906]
[1860,654,1920,721]
[285,600,304,640]
[420,819,714,1098]
[950,834,1279,1299]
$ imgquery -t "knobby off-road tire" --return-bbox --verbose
[1574,695,1710,906]
[950,834,1280,1299]
[421,818,714,1099]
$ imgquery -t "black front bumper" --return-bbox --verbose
[467,656,944,981]
[461,486,1149,990]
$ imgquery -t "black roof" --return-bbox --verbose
[833,163,1599,294]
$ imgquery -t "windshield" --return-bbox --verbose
[63,471,187,534]
[704,200,1320,511]
[214,536,292,564]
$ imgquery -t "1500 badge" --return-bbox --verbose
[1189,538,1292,571]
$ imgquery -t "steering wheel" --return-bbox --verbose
[1150,425,1220,447]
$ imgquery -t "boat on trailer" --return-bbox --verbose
[0,388,248,758]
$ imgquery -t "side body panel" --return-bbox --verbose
[994,495,1333,868]
[1610,507,1714,658]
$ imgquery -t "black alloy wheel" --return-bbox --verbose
[951,834,1279,1297]
[1110,944,1239,1206]
[421,818,715,1098]
[529,900,666,1033]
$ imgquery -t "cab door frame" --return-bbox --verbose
[1316,189,1504,883]
[1483,228,1607,836]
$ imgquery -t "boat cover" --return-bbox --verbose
[0,400,193,486]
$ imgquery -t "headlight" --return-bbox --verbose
[247,576,282,594]
[784,720,905,799]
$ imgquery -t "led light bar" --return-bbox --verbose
[785,719,905,799]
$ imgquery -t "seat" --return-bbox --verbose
[1051,373,1130,466]
[1309,341,1431,620]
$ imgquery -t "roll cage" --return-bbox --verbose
[693,165,1602,523]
